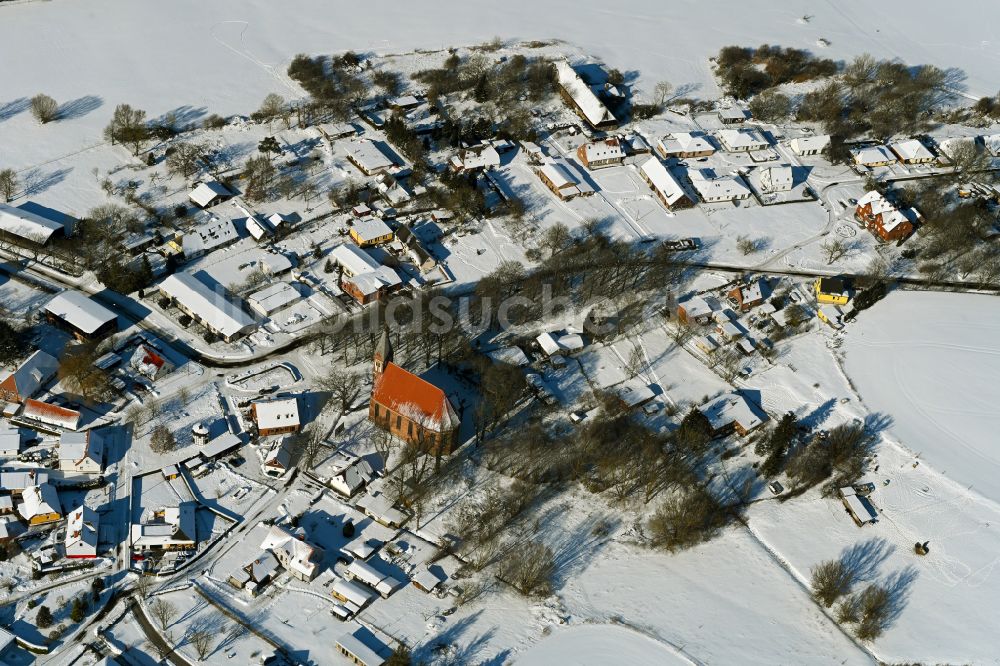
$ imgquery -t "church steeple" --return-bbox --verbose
[373,326,392,380]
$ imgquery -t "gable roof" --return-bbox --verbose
[159,272,257,339]
[45,291,117,335]
[188,181,232,208]
[640,158,688,206]
[65,504,99,556]
[18,482,61,520]
[0,202,64,244]
[554,60,616,128]
[0,350,59,401]
[372,363,459,433]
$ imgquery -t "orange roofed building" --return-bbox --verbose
[369,330,460,455]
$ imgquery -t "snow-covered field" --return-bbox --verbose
[516,624,689,665]
[844,291,1000,503]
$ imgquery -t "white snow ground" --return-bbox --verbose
[843,290,1000,504]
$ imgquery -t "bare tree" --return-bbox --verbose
[539,222,572,258]
[737,235,760,255]
[821,238,848,264]
[320,368,365,413]
[811,558,855,607]
[58,343,111,403]
[625,345,645,378]
[497,540,555,597]
[104,103,149,156]
[653,80,674,107]
[0,168,17,202]
[149,598,176,631]
[166,142,206,180]
[31,94,59,123]
[133,574,154,598]
[150,425,177,454]
[189,628,214,660]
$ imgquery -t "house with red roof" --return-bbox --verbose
[368,330,460,455]
[130,345,174,381]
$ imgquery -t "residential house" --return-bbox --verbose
[718,105,749,124]
[181,215,239,260]
[130,503,197,552]
[44,291,117,341]
[656,132,716,159]
[576,138,625,170]
[0,423,18,459]
[0,469,49,496]
[412,566,446,593]
[699,392,768,437]
[639,158,692,209]
[335,628,390,666]
[344,559,403,599]
[727,280,767,312]
[814,277,850,305]
[889,139,934,164]
[260,525,323,582]
[717,128,769,152]
[938,136,979,160]
[534,160,592,200]
[330,243,402,305]
[0,350,59,403]
[65,505,99,558]
[188,181,233,209]
[332,577,377,611]
[346,140,398,176]
[17,483,62,525]
[759,165,794,193]
[59,430,103,475]
[262,437,294,477]
[855,191,917,242]
[349,217,394,248]
[356,491,406,529]
[789,135,831,156]
[129,345,174,381]
[449,144,501,172]
[251,397,300,437]
[840,486,878,526]
[553,60,617,130]
[369,330,459,454]
[329,455,375,497]
[688,169,752,203]
[229,550,280,596]
[677,295,715,324]
[851,145,895,168]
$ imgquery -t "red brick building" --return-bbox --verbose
[855,191,916,243]
[368,330,460,455]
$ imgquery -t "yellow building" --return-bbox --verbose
[19,484,62,526]
[349,218,394,248]
[814,277,849,306]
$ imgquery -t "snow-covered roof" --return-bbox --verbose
[247,281,301,316]
[59,430,103,469]
[131,503,197,548]
[538,161,581,191]
[579,138,625,163]
[690,170,751,201]
[331,456,374,495]
[336,629,389,666]
[331,242,382,276]
[201,432,242,459]
[65,504,99,557]
[412,566,445,592]
[253,397,300,431]
[44,290,116,335]
[346,140,396,174]
[842,493,877,524]
[159,272,257,340]
[356,491,406,527]
[851,144,895,165]
[761,165,793,190]
[790,134,831,154]
[618,382,655,408]
[263,437,294,472]
[0,202,64,244]
[536,331,562,356]
[857,191,918,233]
[0,422,19,455]
[640,158,688,206]
[717,128,769,151]
[333,577,377,608]
[718,105,749,121]
[0,350,59,401]
[679,295,714,318]
[0,469,49,492]
[22,399,81,430]
[554,60,616,128]
[182,215,238,257]
[188,181,232,208]
[389,94,420,108]
[451,145,501,171]
[351,217,393,243]
[261,524,320,579]
[18,482,61,520]
[658,132,716,155]
[700,392,768,433]
[889,139,934,161]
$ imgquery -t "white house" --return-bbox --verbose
[329,455,375,497]
[181,215,239,259]
[129,345,174,381]
[889,139,935,164]
[717,128,770,152]
[790,134,831,156]
[346,140,397,176]
[851,145,896,167]
[188,181,233,209]
[356,491,406,528]
[689,169,752,203]
[344,559,403,598]
[656,132,717,158]
[65,505,99,558]
[59,430,103,475]
[260,525,323,581]
[247,282,302,317]
[760,165,794,193]
[130,503,197,552]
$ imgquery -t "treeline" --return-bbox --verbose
[715,44,837,98]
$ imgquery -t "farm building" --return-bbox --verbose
[44,291,117,341]
[0,202,66,246]
[839,487,878,526]
[553,60,617,130]
[159,272,258,342]
[21,399,81,431]
[335,628,390,666]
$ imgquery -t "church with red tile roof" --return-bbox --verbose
[369,329,460,455]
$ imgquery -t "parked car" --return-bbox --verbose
[768,481,784,495]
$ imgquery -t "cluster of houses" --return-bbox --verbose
[851,138,936,168]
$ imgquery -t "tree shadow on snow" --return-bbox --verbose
[839,537,895,582]
[21,167,72,196]
[0,97,29,122]
[57,95,103,120]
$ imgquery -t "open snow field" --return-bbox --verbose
[843,291,1000,504]
[516,624,689,665]
[2,0,1000,172]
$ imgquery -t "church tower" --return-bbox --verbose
[373,327,393,381]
